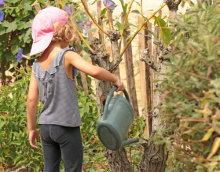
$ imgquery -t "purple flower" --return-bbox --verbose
[0,0,7,6]
[78,21,93,36]
[17,48,27,62]
[103,0,115,10]
[78,21,88,36]
[62,6,70,15]
[0,10,4,22]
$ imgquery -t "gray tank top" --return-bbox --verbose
[32,47,82,127]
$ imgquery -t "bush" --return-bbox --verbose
[0,66,104,171]
[154,1,220,171]
[0,65,44,171]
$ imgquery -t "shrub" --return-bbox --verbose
[154,1,220,171]
[0,65,44,171]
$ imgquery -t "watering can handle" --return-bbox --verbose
[103,87,130,120]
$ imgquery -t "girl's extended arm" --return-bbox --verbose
[27,71,40,149]
[65,51,125,91]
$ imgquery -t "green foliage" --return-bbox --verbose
[0,66,44,171]
[0,66,105,171]
[126,116,145,170]
[0,0,85,80]
[0,67,146,171]
[154,15,171,45]
[154,1,220,171]
[0,0,35,71]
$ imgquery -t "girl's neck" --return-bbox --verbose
[39,41,69,62]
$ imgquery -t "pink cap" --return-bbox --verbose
[30,7,68,56]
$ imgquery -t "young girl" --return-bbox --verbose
[27,7,125,172]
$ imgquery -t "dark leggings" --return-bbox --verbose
[40,125,83,172]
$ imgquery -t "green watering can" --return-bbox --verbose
[97,87,139,150]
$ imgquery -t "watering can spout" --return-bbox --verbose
[122,138,139,147]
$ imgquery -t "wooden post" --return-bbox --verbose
[97,0,105,44]
[34,3,42,13]
[83,0,93,41]
[0,59,5,86]
[44,1,51,7]
[138,16,150,135]
[121,12,139,117]
[54,0,59,7]
[70,5,89,93]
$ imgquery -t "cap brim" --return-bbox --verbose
[30,34,54,56]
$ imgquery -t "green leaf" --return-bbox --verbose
[126,33,133,41]
[91,12,96,17]
[0,120,4,130]
[0,26,5,35]
[22,2,32,11]
[91,0,98,5]
[115,21,122,32]
[11,44,20,55]
[119,0,125,14]
[14,154,25,164]
[23,29,31,43]
[125,22,138,28]
[85,28,97,33]
[157,18,171,44]
[124,3,128,14]
[100,8,106,18]
[0,52,3,63]
[131,10,140,14]
[144,29,158,39]
[6,21,17,33]
[5,0,17,3]
[2,21,10,27]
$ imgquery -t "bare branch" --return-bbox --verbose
[118,0,135,51]
[80,0,108,35]
[89,38,110,66]
[140,49,158,71]
[120,3,167,57]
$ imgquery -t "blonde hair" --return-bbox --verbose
[52,19,78,45]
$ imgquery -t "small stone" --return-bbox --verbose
[212,36,218,44]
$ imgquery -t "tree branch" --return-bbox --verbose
[105,0,113,30]
[140,48,158,71]
[89,38,110,66]
[120,3,167,57]
[108,30,122,73]
[118,0,134,51]
[80,0,108,35]
[175,67,212,81]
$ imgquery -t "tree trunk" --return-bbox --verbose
[139,9,174,171]
[121,12,139,117]
[109,10,121,79]
[0,59,6,86]
[90,34,133,171]
[97,0,105,45]
[139,133,168,172]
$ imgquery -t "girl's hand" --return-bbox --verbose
[112,78,125,92]
[29,129,40,149]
